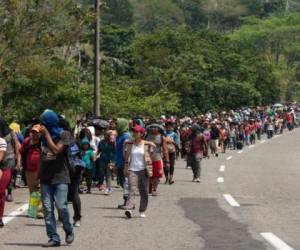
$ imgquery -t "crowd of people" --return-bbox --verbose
[0,103,298,247]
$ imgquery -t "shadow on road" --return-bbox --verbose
[25,223,45,227]
[103,215,132,220]
[179,198,266,250]
[92,206,119,210]
[4,243,43,247]
[3,214,27,218]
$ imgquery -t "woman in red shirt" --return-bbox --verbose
[219,125,228,154]
[21,125,41,196]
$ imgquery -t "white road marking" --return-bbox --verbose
[217,177,224,183]
[226,156,233,160]
[249,145,255,148]
[223,194,240,207]
[260,140,266,144]
[3,204,29,225]
[261,232,294,250]
[238,150,243,154]
[219,165,226,172]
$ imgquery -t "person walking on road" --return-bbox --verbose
[116,118,131,209]
[39,110,74,247]
[97,130,116,195]
[186,125,208,183]
[165,122,179,185]
[80,138,96,194]
[123,125,155,219]
[4,120,21,203]
[0,129,8,227]
[219,125,228,154]
[146,123,169,195]
[209,122,219,157]
[21,124,43,219]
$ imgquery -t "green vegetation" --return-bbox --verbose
[1,0,300,121]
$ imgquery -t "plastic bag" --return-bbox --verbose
[28,192,41,218]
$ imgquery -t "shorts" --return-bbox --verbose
[152,160,163,178]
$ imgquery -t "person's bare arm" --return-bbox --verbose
[14,138,22,170]
[40,126,65,155]
[162,137,170,167]
[0,150,5,180]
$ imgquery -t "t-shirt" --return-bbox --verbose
[0,138,7,151]
[21,137,41,172]
[82,149,94,169]
[146,134,162,161]
[129,143,146,171]
[116,133,131,169]
[40,131,71,185]
[191,136,205,155]
[210,127,219,140]
[98,140,115,163]
[166,131,179,145]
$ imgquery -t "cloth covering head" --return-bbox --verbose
[40,109,63,141]
[116,118,129,135]
[9,122,21,133]
[81,137,90,147]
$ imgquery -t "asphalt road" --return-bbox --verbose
[0,129,299,250]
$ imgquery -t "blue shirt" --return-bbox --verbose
[166,131,179,145]
[98,140,115,163]
[116,133,131,169]
[81,149,94,170]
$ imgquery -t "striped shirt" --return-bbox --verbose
[0,138,7,151]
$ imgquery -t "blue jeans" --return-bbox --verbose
[41,183,73,243]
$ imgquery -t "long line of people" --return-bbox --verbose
[0,104,298,247]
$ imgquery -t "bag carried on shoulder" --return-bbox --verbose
[65,142,86,177]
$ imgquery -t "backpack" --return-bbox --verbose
[166,132,177,154]
[3,132,16,168]
[65,141,86,177]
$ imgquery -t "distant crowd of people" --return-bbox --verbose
[0,103,298,247]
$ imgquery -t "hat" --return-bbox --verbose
[31,124,41,133]
[9,122,21,133]
[132,125,145,133]
[81,138,90,146]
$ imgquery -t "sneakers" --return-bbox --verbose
[42,240,60,248]
[125,210,133,219]
[37,212,44,219]
[6,194,13,202]
[104,188,112,195]
[65,232,74,245]
[169,179,175,185]
[140,212,146,218]
[196,178,201,183]
[152,190,158,196]
[0,219,4,228]
[73,220,81,227]
[118,204,126,209]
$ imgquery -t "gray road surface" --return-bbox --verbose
[1,130,299,250]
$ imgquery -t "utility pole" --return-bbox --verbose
[285,0,290,14]
[94,0,100,116]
